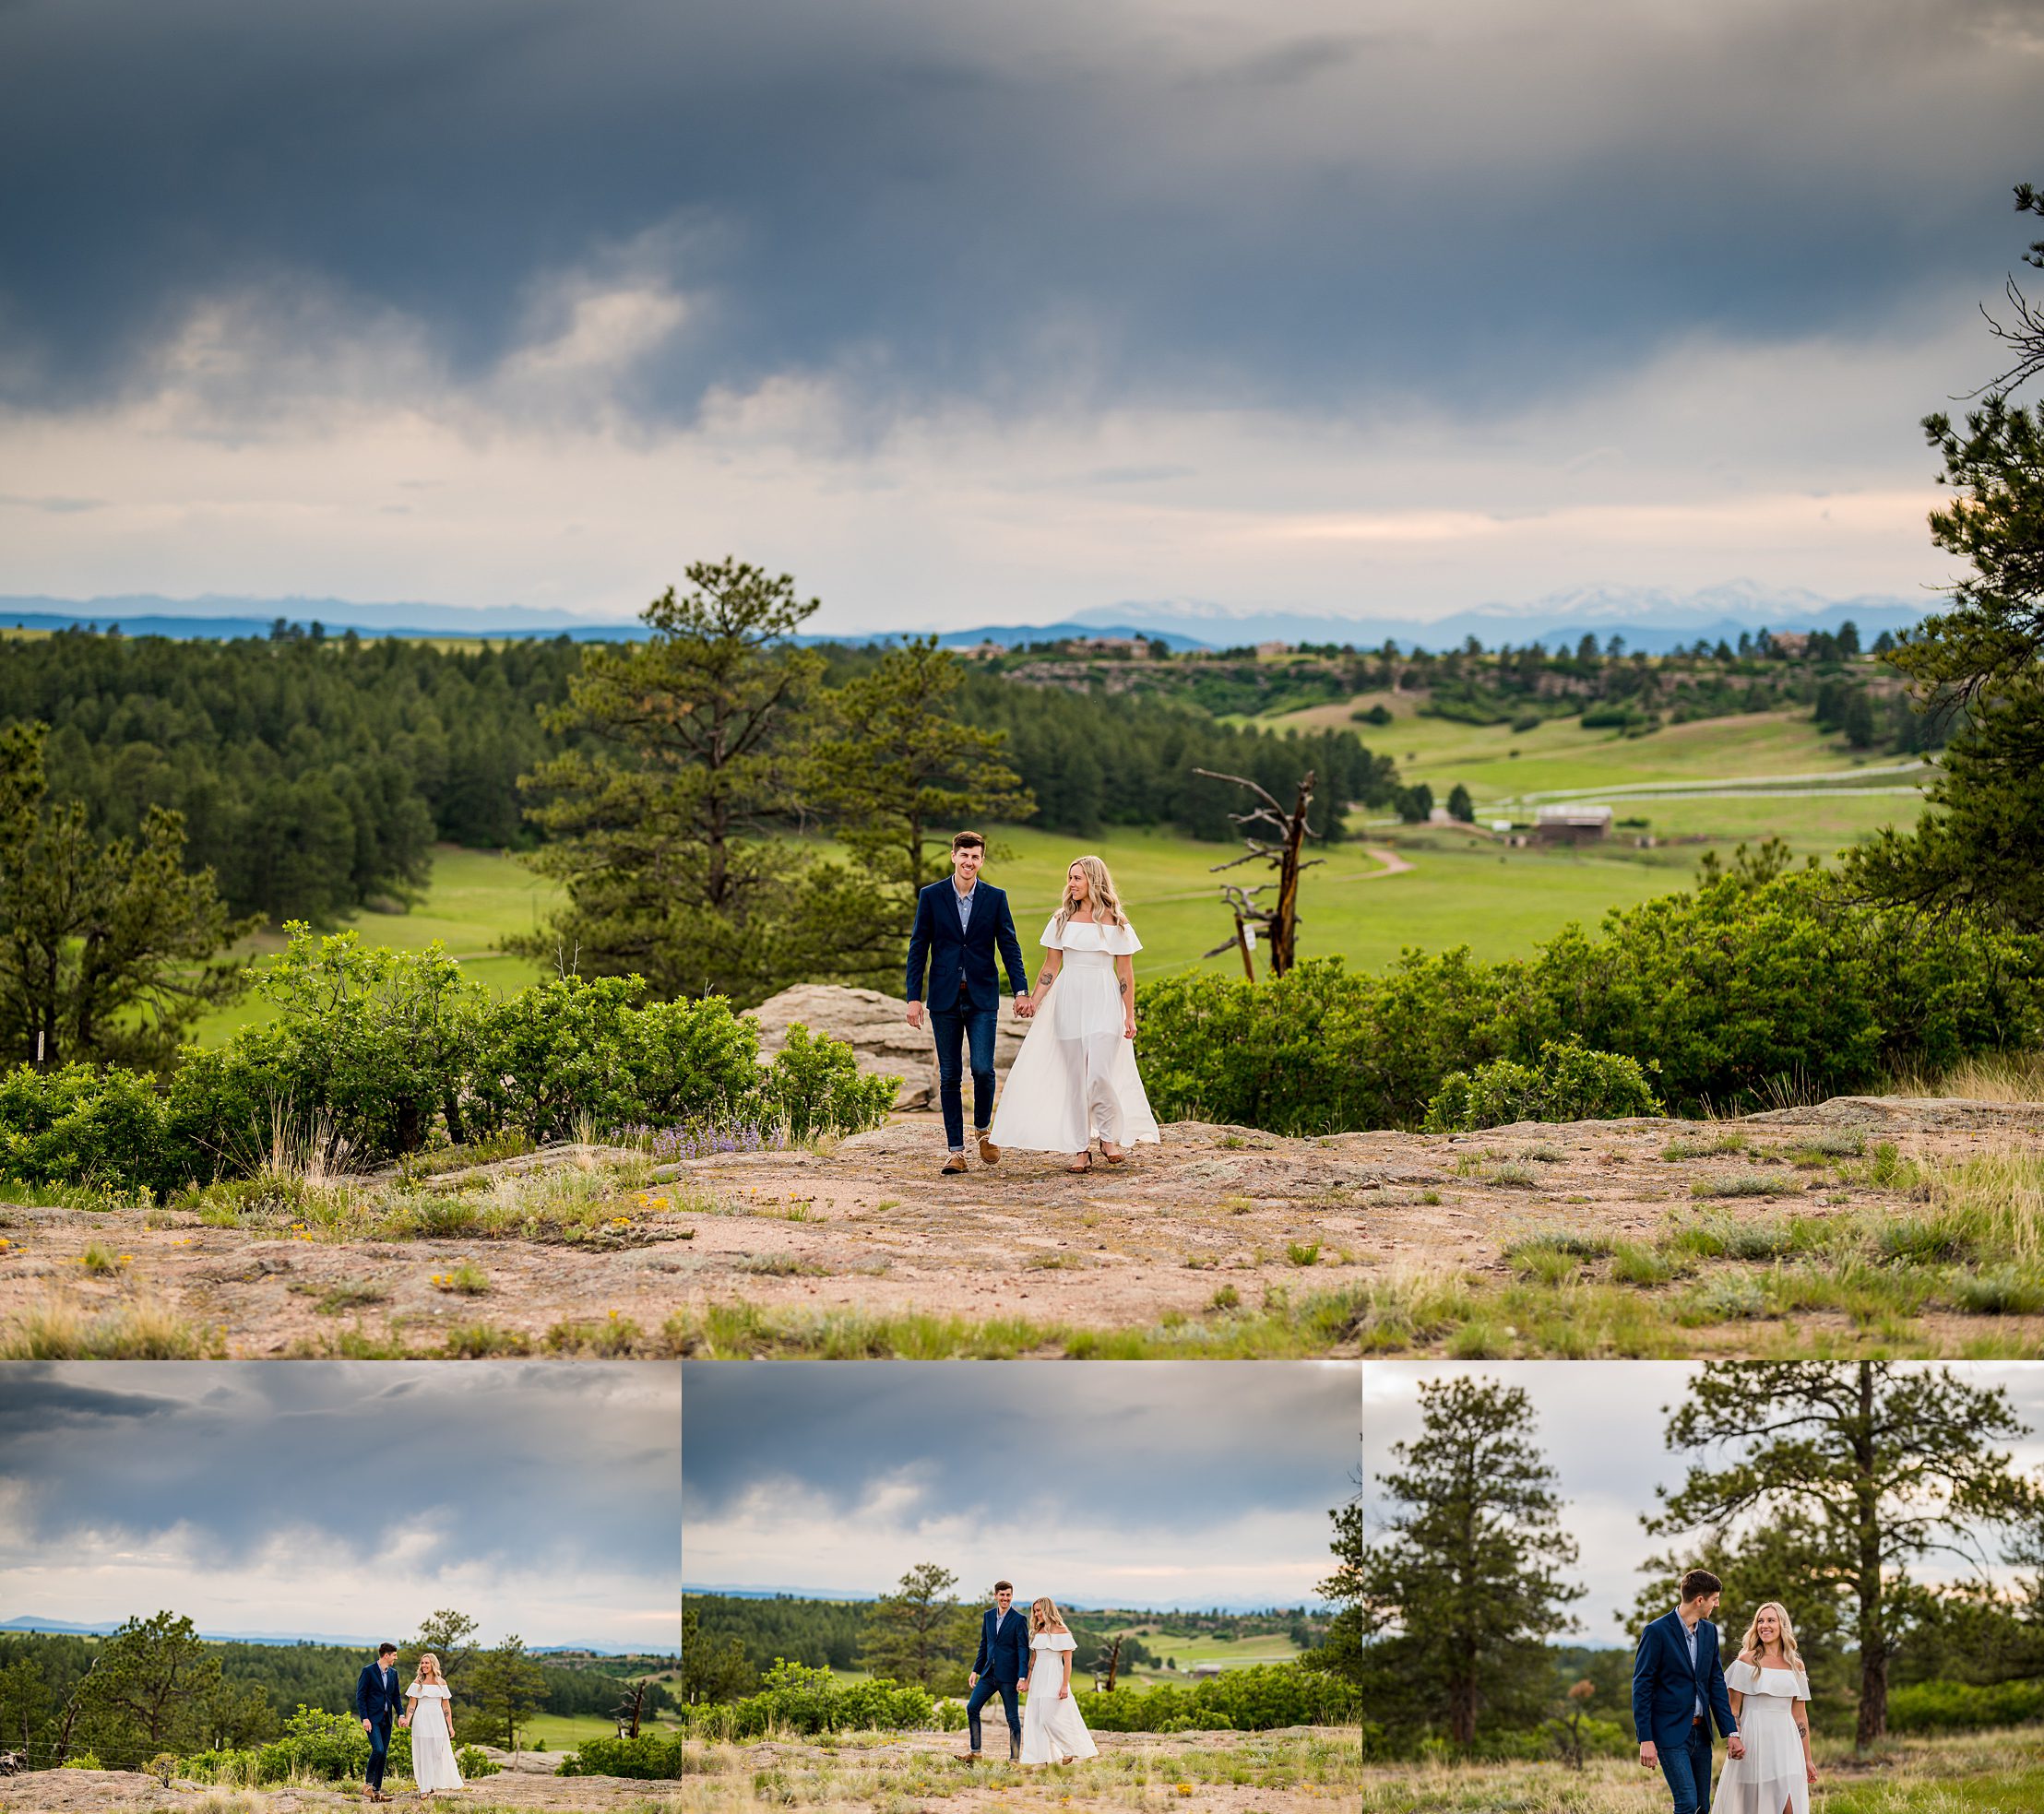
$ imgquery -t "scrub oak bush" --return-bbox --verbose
[670,1661,937,1742]
[1140,866,2042,1132]
[1424,1041,1661,1132]
[0,930,896,1194]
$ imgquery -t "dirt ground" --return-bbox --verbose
[3,1099,2039,1358]
[671,1725,1355,1813]
[0,1753,660,1812]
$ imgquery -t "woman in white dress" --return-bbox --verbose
[1018,1597,1099,1766]
[401,1653,465,1796]
[1714,1603,1816,1814]
[989,856,1160,1172]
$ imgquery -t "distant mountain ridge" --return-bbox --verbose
[0,1616,632,1654]
[683,1586,1309,1615]
[1,581,1931,655]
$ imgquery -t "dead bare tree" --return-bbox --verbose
[612,1679,648,1740]
[1192,768,1322,978]
[1092,1634,1124,1694]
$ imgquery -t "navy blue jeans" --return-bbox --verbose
[965,1676,1021,1751]
[929,995,998,1151]
[1657,1719,1715,1814]
[365,1715,393,1790]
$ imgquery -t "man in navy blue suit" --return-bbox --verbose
[1634,1569,1744,1814]
[905,830,1031,1174]
[354,1642,406,1802]
[960,1580,1030,1763]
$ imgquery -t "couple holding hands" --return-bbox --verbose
[959,1583,1100,1768]
[1636,1570,1820,1814]
[905,832,1159,1175]
[353,1644,463,1800]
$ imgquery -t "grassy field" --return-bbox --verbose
[1356,1726,2044,1812]
[520,1711,682,1752]
[184,707,1931,1044]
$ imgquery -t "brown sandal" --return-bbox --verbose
[1100,1144,1127,1165]
[1066,1153,1094,1173]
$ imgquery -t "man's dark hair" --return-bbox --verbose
[1679,1570,1723,1603]
[952,830,986,853]
[993,1579,1013,1593]
[377,1642,398,1657]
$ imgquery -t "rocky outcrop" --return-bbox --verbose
[747,984,1028,1111]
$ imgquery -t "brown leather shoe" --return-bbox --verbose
[977,1132,1000,1165]
[958,1751,981,1764]
[942,1154,969,1174]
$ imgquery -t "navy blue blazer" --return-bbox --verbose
[354,1662,405,1727]
[1633,1610,1738,1753]
[972,1606,1031,1685]
[905,879,1028,1013]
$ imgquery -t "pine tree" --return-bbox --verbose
[803,635,1035,896]
[858,1563,972,1691]
[0,723,254,1070]
[511,561,897,1006]
[1848,184,2044,931]
[1357,1376,1583,1744]
[1648,1361,2038,1745]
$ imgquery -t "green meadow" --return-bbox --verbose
[189,707,1930,1043]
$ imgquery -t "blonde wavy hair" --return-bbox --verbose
[1054,855,1128,934]
[416,1653,445,1684]
[1738,1602,1804,1671]
[1028,1595,1069,1635]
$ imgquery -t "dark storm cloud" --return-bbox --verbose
[3,1,2038,421]
[0,1362,679,1573]
[680,1361,1358,1529]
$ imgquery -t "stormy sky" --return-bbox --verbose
[1363,1363,2044,1641]
[682,1361,1359,1608]
[2,2,2038,625]
[0,1363,681,1650]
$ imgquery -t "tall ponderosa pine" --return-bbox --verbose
[804,635,1035,897]
[463,1635,548,1750]
[857,1562,972,1692]
[1357,1376,1583,1745]
[0,722,253,1071]
[1306,1498,1364,1686]
[512,562,896,1007]
[1648,1361,2037,1746]
[64,1612,232,1764]
[1848,183,2044,931]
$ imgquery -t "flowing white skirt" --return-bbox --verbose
[409,1700,464,1792]
[1019,1677,1099,1764]
[1714,1691,1806,1814]
[990,950,1159,1153]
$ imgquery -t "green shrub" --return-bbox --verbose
[1886,1678,2044,1732]
[674,1661,938,1741]
[6,937,889,1192]
[1140,866,2043,1133]
[559,1731,686,1778]
[1081,1664,1365,1732]
[455,1743,499,1777]
[761,1024,898,1141]
[0,1061,171,1193]
[1424,1042,1660,1132]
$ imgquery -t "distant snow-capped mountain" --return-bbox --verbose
[1070,583,1929,652]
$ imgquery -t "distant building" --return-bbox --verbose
[960,641,1008,659]
[1532,804,1614,845]
[1189,1664,1224,1681]
[1068,635,1152,658]
[1770,631,1810,657]
[1254,640,1291,658]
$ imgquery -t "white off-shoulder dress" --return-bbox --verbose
[1019,1632,1099,1764]
[1714,1660,1810,1814]
[405,1680,464,1792]
[989,916,1160,1155]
